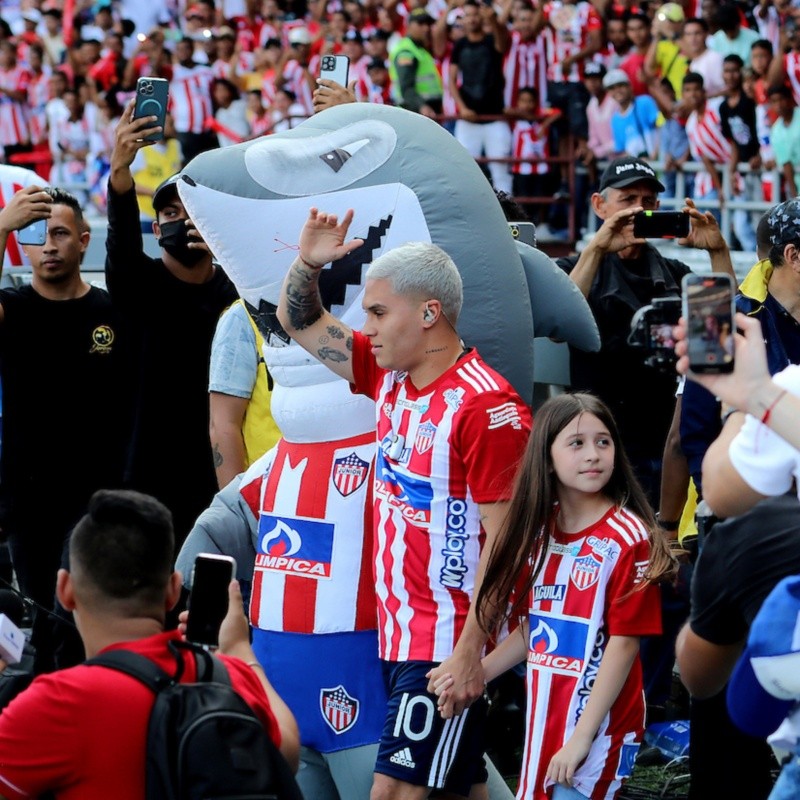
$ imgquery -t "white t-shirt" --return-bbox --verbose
[728,365,800,499]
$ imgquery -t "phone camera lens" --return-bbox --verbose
[141,81,154,96]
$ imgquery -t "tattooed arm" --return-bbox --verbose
[277,207,364,382]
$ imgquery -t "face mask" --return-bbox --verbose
[157,220,207,267]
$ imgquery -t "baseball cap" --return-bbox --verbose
[599,156,666,193]
[656,2,685,23]
[367,57,387,71]
[344,29,363,43]
[22,8,42,23]
[765,198,800,249]
[409,8,435,24]
[727,575,800,738]
[602,68,630,89]
[214,25,236,39]
[288,27,312,45]
[584,62,606,78]
[152,174,182,213]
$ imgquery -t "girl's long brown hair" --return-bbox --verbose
[477,393,677,634]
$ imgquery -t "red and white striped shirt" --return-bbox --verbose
[26,69,51,145]
[211,53,256,81]
[542,1,602,83]
[784,51,800,110]
[512,118,552,175]
[366,79,392,105]
[686,97,732,196]
[280,60,314,115]
[169,63,214,134]
[352,333,531,663]
[245,434,377,634]
[518,507,661,800]
[0,164,48,268]
[0,66,31,146]
[503,32,548,110]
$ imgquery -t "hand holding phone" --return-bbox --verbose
[682,274,736,374]
[633,211,690,239]
[185,554,236,648]
[7,186,53,247]
[133,77,169,142]
[319,54,349,88]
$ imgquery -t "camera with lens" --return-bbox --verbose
[627,296,681,371]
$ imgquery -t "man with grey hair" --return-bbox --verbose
[278,208,531,800]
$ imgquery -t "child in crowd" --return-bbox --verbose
[270,87,307,133]
[434,393,674,800]
[508,86,561,223]
[246,89,272,137]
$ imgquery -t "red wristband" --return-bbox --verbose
[760,389,787,426]
[298,255,322,270]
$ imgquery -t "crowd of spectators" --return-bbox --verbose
[0,0,799,236]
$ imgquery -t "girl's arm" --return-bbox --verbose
[547,635,640,789]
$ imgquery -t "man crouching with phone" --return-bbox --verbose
[0,489,299,799]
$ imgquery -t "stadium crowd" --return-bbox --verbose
[0,0,799,234]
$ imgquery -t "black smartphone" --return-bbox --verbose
[185,554,236,648]
[508,221,536,247]
[633,210,690,239]
[133,77,169,142]
[319,54,349,86]
[17,218,47,246]
[682,274,736,374]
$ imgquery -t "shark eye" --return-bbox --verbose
[320,148,351,172]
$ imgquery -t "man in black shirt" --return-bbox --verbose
[0,186,130,672]
[449,1,512,194]
[107,100,238,547]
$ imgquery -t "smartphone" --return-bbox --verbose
[508,221,536,247]
[633,210,690,239]
[682,274,736,374]
[185,554,236,648]
[319,54,349,87]
[133,77,169,142]
[17,218,47,246]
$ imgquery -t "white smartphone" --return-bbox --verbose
[319,54,350,87]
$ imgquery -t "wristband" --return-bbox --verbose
[655,512,679,532]
[298,254,323,270]
[760,388,787,426]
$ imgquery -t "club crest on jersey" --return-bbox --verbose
[255,514,334,578]
[320,685,359,734]
[571,554,602,590]
[332,452,369,497]
[414,421,436,454]
[528,612,590,675]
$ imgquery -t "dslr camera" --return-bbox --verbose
[627,296,681,371]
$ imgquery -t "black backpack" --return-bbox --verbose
[87,641,303,800]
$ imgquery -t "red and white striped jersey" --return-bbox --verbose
[366,79,393,105]
[512,119,551,175]
[350,54,372,102]
[280,60,314,114]
[686,97,731,165]
[0,164,48,268]
[26,70,50,145]
[0,66,31,147]
[503,33,548,110]
[784,51,800,109]
[440,51,458,117]
[211,53,256,81]
[169,63,214,134]
[245,433,377,635]
[542,1,602,83]
[517,507,661,800]
[351,332,531,663]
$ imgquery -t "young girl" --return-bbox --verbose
[434,393,675,800]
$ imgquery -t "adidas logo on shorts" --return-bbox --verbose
[390,747,416,769]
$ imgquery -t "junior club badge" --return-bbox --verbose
[332,452,369,497]
[571,554,602,590]
[414,421,436,454]
[320,685,360,734]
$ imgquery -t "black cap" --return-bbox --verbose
[152,173,181,212]
[367,57,387,71]
[344,28,363,43]
[409,8,435,23]
[599,156,665,193]
[583,61,606,78]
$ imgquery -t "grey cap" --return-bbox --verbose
[603,68,630,89]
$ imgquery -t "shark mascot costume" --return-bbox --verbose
[176,104,598,799]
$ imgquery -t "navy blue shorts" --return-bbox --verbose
[375,660,489,796]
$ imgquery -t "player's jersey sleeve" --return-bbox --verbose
[586,5,603,30]
[452,389,531,504]
[605,534,661,637]
[350,329,384,401]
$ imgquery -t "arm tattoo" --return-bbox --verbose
[212,443,223,468]
[346,336,353,352]
[327,324,345,340]
[318,346,349,363]
[285,262,324,330]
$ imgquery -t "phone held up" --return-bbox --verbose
[133,77,169,142]
[682,273,736,374]
[633,210,690,239]
[319,54,350,87]
[508,221,537,247]
[17,218,47,246]
[185,554,236,648]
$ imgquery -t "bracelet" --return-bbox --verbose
[761,389,788,426]
[298,254,323,270]
[655,512,680,532]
